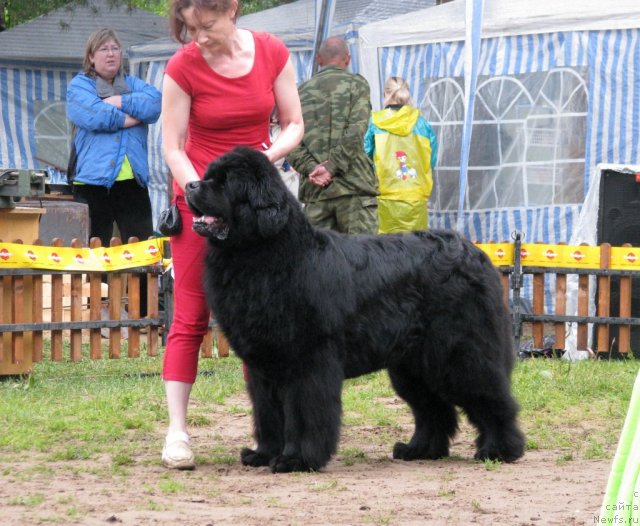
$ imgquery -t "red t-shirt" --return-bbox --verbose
[165,31,289,195]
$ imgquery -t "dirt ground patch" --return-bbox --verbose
[1,392,611,526]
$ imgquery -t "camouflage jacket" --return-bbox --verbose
[288,65,378,202]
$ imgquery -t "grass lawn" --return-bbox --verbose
[0,347,637,463]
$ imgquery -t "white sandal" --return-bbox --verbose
[162,431,195,470]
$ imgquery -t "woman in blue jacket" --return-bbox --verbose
[66,27,161,249]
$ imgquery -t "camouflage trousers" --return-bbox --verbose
[303,195,378,234]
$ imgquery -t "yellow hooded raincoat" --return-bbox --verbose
[364,105,438,233]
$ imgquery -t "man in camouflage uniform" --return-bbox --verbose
[288,37,378,234]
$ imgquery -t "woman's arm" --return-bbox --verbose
[161,74,200,192]
[121,76,163,124]
[102,96,141,128]
[66,77,126,132]
[267,58,304,164]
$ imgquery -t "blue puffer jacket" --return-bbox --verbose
[66,73,161,188]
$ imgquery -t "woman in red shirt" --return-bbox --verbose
[161,0,303,469]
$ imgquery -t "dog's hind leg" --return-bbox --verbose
[451,323,525,463]
[241,370,285,468]
[269,356,343,473]
[459,381,525,463]
[388,364,458,460]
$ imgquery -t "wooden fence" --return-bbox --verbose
[0,237,228,374]
[1,234,638,371]
[494,234,640,357]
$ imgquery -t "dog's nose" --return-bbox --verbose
[185,181,200,192]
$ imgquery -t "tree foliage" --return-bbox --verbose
[0,0,294,31]
[242,0,294,16]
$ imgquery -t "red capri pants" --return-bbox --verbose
[162,196,210,384]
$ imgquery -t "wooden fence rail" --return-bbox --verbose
[0,236,228,374]
[1,234,638,372]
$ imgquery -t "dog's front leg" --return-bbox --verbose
[241,367,284,468]
[269,356,344,473]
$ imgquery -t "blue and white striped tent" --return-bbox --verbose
[128,0,434,225]
[360,0,640,246]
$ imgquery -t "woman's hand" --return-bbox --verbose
[103,95,139,128]
[102,95,122,108]
[123,115,141,128]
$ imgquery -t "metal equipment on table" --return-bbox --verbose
[0,169,46,208]
[0,168,89,245]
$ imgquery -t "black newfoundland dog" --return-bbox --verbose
[185,146,525,473]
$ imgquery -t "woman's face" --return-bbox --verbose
[90,38,122,80]
[182,3,237,50]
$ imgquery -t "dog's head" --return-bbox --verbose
[185,146,292,245]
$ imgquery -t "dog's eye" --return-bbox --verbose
[216,173,227,187]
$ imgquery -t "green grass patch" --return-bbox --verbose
[8,493,45,507]
[340,446,369,466]
[513,358,638,456]
[0,350,245,461]
[0,344,637,472]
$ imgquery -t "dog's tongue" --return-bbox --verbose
[202,216,215,224]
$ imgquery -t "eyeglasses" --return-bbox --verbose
[96,46,121,54]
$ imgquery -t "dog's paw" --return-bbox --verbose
[269,454,311,473]
[474,445,523,464]
[474,429,525,463]
[392,441,448,461]
[241,447,272,467]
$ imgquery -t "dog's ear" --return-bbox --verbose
[230,146,291,237]
[256,204,289,237]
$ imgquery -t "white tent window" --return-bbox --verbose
[34,101,72,172]
[422,67,588,213]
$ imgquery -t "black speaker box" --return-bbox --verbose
[595,169,640,357]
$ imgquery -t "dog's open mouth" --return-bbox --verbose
[192,214,230,240]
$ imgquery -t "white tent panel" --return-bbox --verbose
[359,0,640,246]
[360,0,640,47]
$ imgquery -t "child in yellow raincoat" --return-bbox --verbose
[364,77,438,233]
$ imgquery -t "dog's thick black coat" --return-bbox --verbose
[185,146,525,473]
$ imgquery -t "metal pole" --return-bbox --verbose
[311,0,329,75]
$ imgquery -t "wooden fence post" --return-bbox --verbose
[127,236,141,358]
[89,237,103,359]
[11,240,24,365]
[576,243,590,350]
[201,329,213,358]
[216,328,230,358]
[32,239,43,363]
[618,243,632,354]
[532,243,545,349]
[50,238,64,361]
[146,251,159,357]
[108,237,122,359]
[597,243,612,353]
[0,269,3,363]
[70,238,83,361]
[500,273,509,311]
